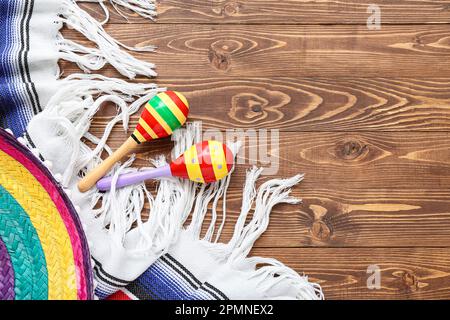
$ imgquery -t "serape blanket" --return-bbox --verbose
[0,0,60,136]
[0,0,323,300]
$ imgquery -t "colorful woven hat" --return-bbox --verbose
[0,128,93,300]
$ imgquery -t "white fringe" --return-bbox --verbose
[228,172,323,300]
[184,167,324,300]
[21,0,323,299]
[28,73,161,187]
[57,0,156,79]
[127,123,202,256]
[27,85,323,297]
[26,74,164,281]
[109,0,157,21]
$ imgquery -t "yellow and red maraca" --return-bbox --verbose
[96,140,234,191]
[78,91,189,192]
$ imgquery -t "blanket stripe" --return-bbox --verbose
[0,0,41,136]
[101,254,229,300]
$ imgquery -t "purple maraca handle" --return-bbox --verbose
[96,165,172,191]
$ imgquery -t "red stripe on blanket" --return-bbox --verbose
[107,290,132,300]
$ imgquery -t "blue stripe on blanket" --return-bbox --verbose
[124,254,228,300]
[93,253,229,300]
[0,0,41,136]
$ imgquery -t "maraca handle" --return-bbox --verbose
[96,165,172,191]
[78,137,138,192]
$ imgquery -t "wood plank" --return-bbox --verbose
[63,1,450,301]
[86,127,450,247]
[61,74,450,131]
[79,1,450,25]
[87,129,450,189]
[251,248,450,299]
[61,24,450,78]
[190,187,450,248]
[153,77,450,131]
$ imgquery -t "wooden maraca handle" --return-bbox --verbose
[77,137,138,192]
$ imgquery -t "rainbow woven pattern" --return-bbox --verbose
[132,91,189,144]
[0,128,93,300]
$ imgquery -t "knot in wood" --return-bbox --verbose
[229,93,268,121]
[413,36,424,47]
[311,220,331,241]
[335,139,366,160]
[208,48,231,71]
[401,271,419,291]
[251,105,262,113]
[209,40,240,71]
[223,2,242,16]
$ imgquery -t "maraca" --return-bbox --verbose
[78,91,189,192]
[96,140,234,191]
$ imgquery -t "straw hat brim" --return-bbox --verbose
[0,128,93,300]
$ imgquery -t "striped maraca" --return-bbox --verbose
[96,140,234,191]
[78,91,189,192]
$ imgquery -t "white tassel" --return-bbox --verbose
[100,156,147,246]
[229,173,304,262]
[225,167,261,252]
[245,257,324,300]
[27,73,160,187]
[109,0,157,21]
[204,141,241,243]
[219,171,324,300]
[179,161,322,300]
[76,0,157,22]
[133,123,203,254]
[58,0,156,79]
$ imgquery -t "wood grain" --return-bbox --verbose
[155,77,450,131]
[86,125,450,247]
[59,1,450,299]
[62,76,450,132]
[88,128,450,189]
[187,187,450,248]
[252,248,450,299]
[79,1,450,25]
[61,24,450,78]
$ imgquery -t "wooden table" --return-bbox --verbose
[66,1,450,299]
